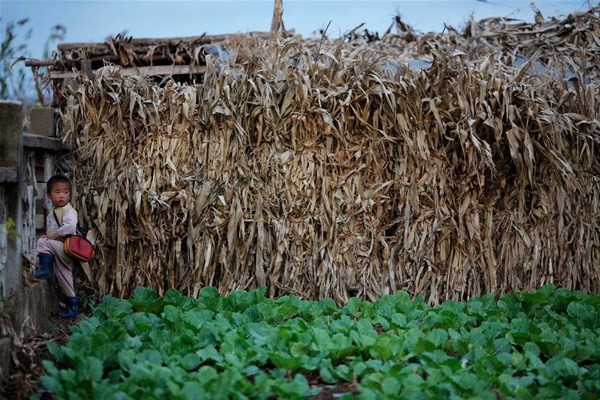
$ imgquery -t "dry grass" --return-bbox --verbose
[58,7,599,303]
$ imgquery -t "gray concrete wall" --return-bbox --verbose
[0,103,65,378]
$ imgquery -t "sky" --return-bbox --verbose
[0,0,595,60]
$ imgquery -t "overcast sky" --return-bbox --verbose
[0,1,594,60]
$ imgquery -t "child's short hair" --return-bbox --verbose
[46,175,72,194]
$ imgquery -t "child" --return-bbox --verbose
[34,175,81,319]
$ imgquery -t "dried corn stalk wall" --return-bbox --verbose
[62,34,599,303]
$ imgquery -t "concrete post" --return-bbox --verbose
[0,100,23,169]
[0,100,24,378]
[0,100,24,299]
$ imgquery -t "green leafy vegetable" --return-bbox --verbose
[38,284,600,399]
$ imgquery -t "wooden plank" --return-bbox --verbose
[56,31,271,52]
[49,64,208,80]
[24,59,56,67]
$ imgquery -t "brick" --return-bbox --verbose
[29,107,55,137]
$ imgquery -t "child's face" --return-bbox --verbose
[49,182,71,207]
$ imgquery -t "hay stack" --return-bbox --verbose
[60,7,599,303]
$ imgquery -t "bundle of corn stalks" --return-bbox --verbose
[60,7,599,303]
[54,31,278,70]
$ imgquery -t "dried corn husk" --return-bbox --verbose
[60,7,599,303]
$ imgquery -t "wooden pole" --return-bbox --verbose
[270,0,284,43]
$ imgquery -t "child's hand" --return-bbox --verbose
[46,233,60,240]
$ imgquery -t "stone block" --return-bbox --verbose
[18,280,60,339]
[36,198,45,214]
[35,214,45,230]
[35,164,45,182]
[22,134,63,151]
[1,280,60,378]
[0,100,23,168]
[0,167,18,183]
[29,108,55,137]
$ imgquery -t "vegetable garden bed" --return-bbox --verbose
[36,284,599,399]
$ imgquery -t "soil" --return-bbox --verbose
[0,313,84,400]
[308,375,360,399]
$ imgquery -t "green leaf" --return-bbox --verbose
[162,305,183,324]
[319,298,338,315]
[451,372,479,390]
[350,329,377,349]
[567,301,599,330]
[422,350,451,365]
[547,357,583,378]
[163,288,197,310]
[183,309,215,328]
[312,327,333,351]
[269,351,302,370]
[46,341,63,360]
[351,360,368,377]
[196,345,223,363]
[199,286,221,299]
[381,376,401,395]
[319,365,337,384]
[181,353,202,371]
[331,333,356,360]
[39,361,60,392]
[335,364,352,380]
[390,290,413,313]
[276,374,320,398]
[369,334,405,362]
[401,373,425,390]
[346,297,362,317]
[427,329,449,347]
[130,287,165,314]
[290,342,309,357]
[181,382,205,400]
[94,296,133,320]
[136,349,162,364]
[226,290,255,312]
[511,352,527,370]
[391,312,407,328]
[497,294,523,317]
[117,349,135,372]
[80,356,103,381]
[197,365,219,384]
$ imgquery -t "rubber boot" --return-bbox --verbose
[34,254,54,278]
[58,296,81,319]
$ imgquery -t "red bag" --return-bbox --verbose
[64,235,95,262]
[52,211,94,262]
